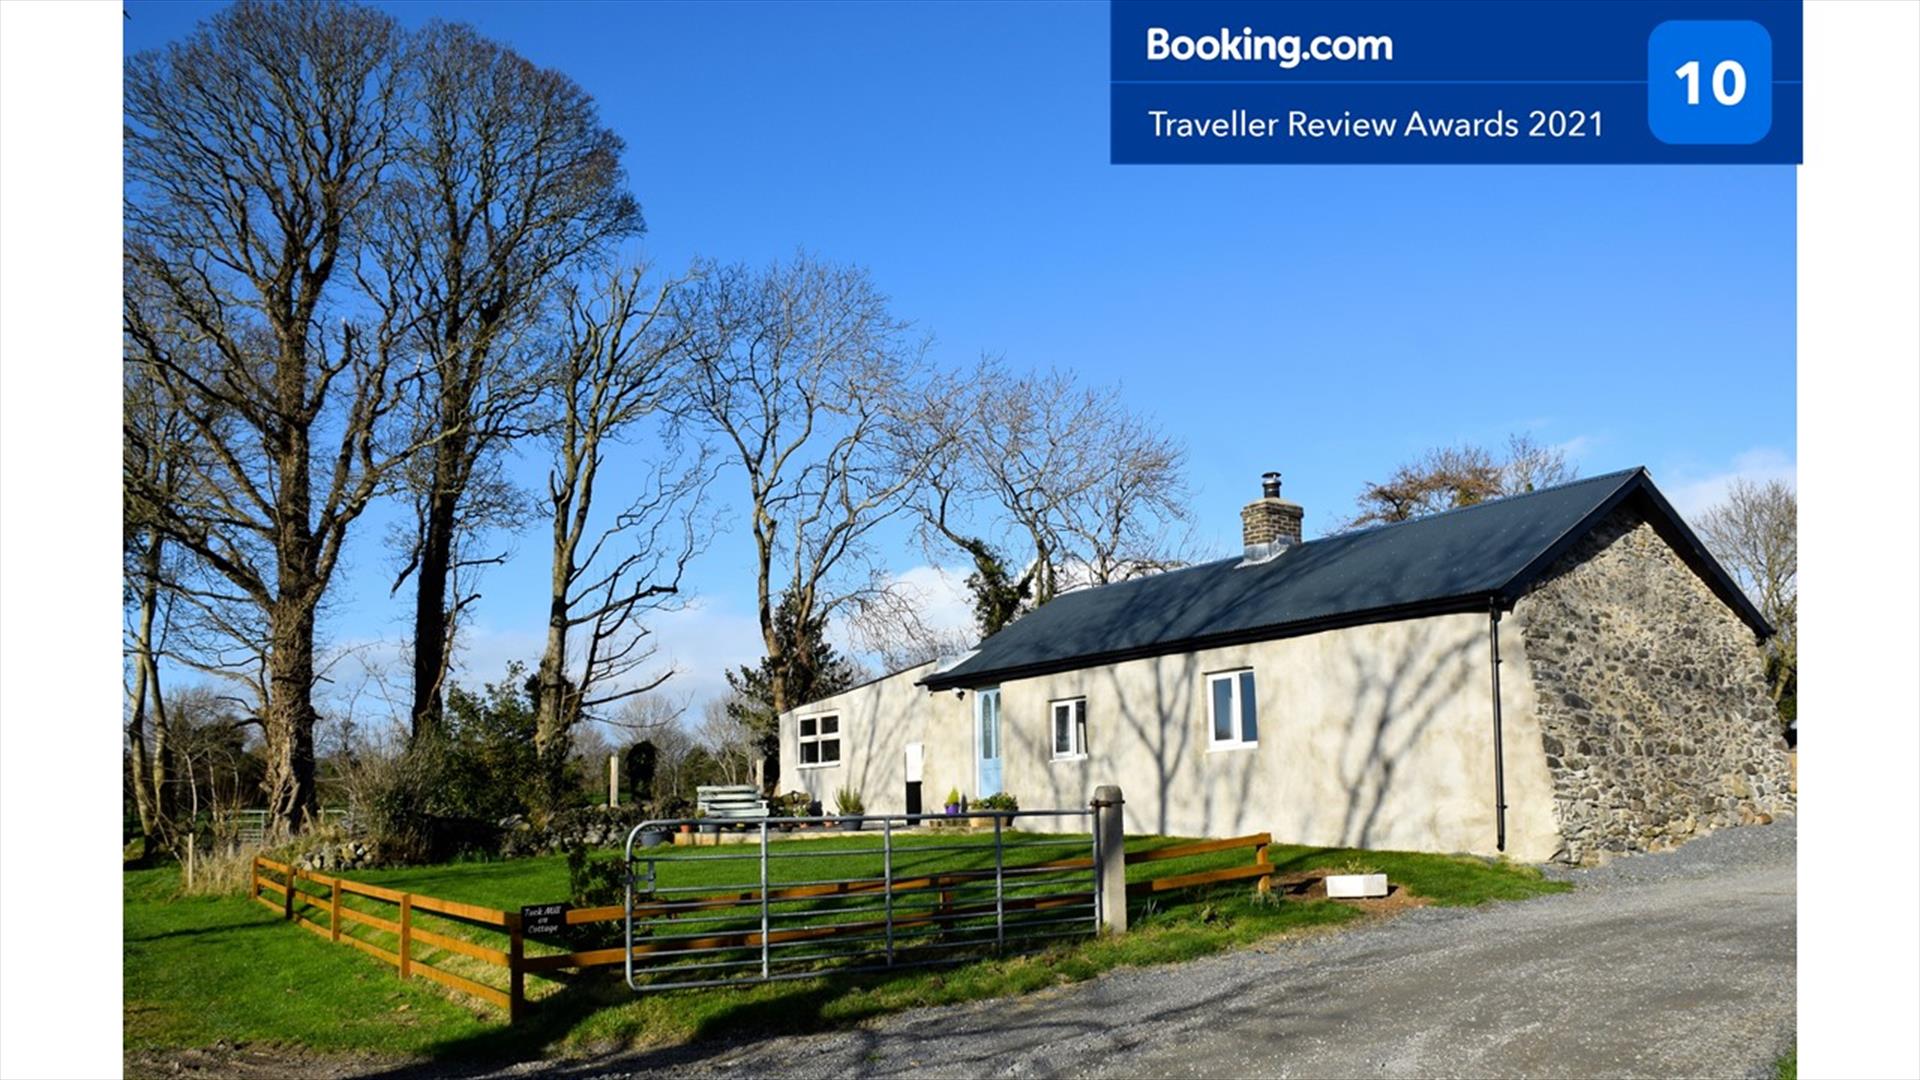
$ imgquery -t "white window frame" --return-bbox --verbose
[1206,669,1259,750]
[1050,697,1088,761]
[796,713,842,769]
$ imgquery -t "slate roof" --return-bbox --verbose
[921,467,1770,691]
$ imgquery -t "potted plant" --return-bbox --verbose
[943,787,963,816]
[833,787,866,831]
[696,809,719,834]
[972,792,1018,828]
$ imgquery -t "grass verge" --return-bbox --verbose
[126,832,1566,1062]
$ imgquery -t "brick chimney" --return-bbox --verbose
[1240,472,1303,564]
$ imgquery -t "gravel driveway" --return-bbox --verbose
[420,818,1796,1080]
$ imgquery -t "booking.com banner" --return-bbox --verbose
[1110,0,1803,164]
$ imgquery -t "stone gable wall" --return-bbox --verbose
[1513,507,1794,864]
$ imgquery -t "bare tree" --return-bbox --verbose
[845,593,974,672]
[616,701,700,807]
[124,1,416,830]
[164,686,264,850]
[1343,434,1578,530]
[914,362,1191,635]
[123,364,187,855]
[1057,407,1192,587]
[915,363,1085,634]
[374,21,644,740]
[1695,478,1797,714]
[532,265,707,805]
[697,694,756,786]
[677,254,942,716]
[606,692,690,735]
[1501,432,1577,495]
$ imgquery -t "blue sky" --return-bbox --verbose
[125,1,1795,720]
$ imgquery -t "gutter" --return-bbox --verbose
[1488,599,1508,852]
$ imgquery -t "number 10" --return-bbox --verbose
[1675,59,1747,106]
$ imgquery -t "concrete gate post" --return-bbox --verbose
[1092,784,1127,934]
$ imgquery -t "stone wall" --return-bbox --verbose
[1513,507,1794,864]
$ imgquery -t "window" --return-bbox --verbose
[798,714,841,767]
[1207,670,1258,749]
[1051,697,1088,759]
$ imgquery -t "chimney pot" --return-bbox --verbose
[1261,471,1282,499]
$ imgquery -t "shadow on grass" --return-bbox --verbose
[351,945,1340,1080]
[349,960,993,1076]
[335,856,1562,1075]
[124,920,284,944]
[349,888,1355,1075]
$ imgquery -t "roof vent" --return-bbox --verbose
[1240,471,1303,565]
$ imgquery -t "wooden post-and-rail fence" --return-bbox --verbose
[251,828,1275,1024]
[250,856,529,1022]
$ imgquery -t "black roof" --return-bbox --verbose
[922,468,1770,691]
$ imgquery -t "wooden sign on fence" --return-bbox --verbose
[520,902,569,937]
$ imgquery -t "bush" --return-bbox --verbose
[974,792,1018,813]
[625,740,658,807]
[566,843,628,907]
[340,664,578,864]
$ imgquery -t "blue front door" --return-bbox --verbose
[976,687,1002,797]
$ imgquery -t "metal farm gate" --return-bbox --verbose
[621,809,1101,991]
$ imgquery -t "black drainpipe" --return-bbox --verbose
[1488,599,1508,852]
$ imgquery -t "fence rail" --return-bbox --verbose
[252,815,1275,1023]
[250,855,525,1019]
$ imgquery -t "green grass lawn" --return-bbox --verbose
[124,867,495,1056]
[125,830,1568,1063]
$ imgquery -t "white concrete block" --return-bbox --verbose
[1325,872,1389,899]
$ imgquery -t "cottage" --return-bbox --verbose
[778,468,1795,864]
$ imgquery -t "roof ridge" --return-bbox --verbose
[1319,466,1645,543]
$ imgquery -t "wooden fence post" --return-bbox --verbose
[329,880,342,942]
[507,913,525,1025]
[398,893,413,979]
[250,856,259,902]
[1254,836,1273,896]
[282,865,295,921]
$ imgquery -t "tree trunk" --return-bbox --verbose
[532,550,573,809]
[263,599,321,833]
[757,525,787,717]
[126,635,156,856]
[146,642,172,832]
[126,531,172,859]
[259,337,324,834]
[409,440,463,740]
